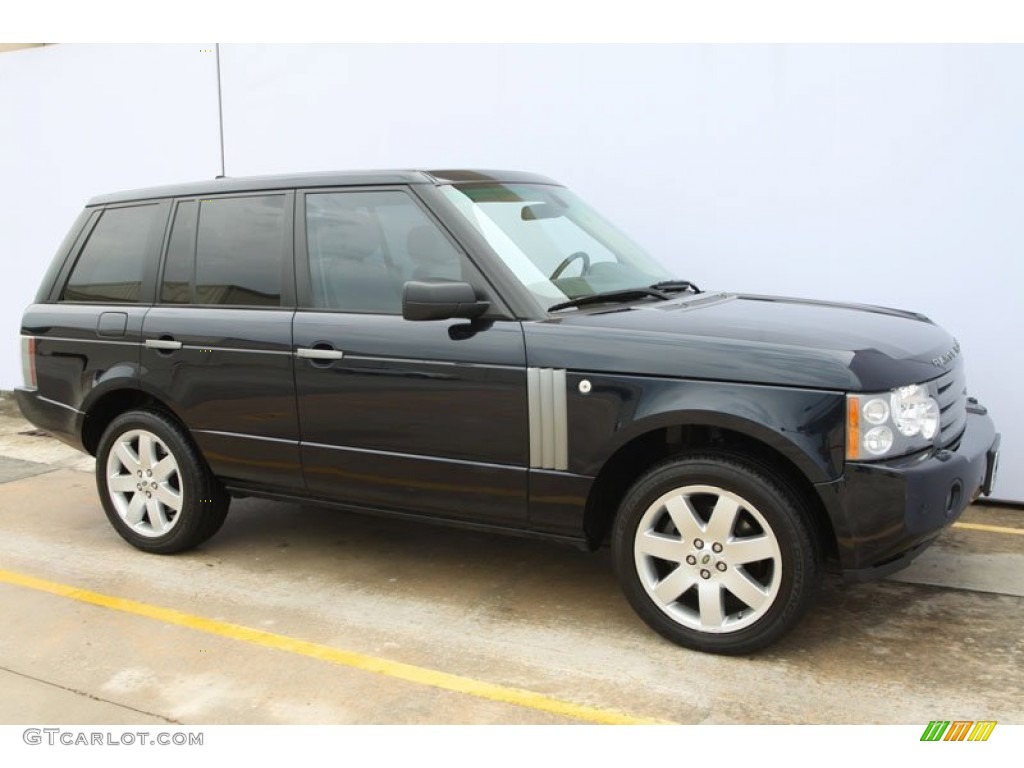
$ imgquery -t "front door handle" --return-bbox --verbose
[145,338,183,351]
[296,347,344,361]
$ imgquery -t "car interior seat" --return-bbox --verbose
[314,209,402,313]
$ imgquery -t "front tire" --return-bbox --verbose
[612,453,821,654]
[96,410,230,554]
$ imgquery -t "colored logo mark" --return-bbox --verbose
[920,720,997,742]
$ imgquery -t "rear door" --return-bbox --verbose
[141,192,302,492]
[292,187,529,526]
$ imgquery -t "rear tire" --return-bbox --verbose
[612,453,821,654]
[96,410,230,554]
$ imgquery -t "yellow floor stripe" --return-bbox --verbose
[953,522,1024,536]
[0,568,668,726]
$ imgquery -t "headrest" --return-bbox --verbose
[313,208,382,261]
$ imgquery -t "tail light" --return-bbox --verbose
[21,336,37,389]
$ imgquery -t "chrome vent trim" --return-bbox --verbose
[527,367,568,471]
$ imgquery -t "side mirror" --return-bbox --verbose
[402,280,490,321]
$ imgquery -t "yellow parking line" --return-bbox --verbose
[953,522,1024,536]
[0,568,669,726]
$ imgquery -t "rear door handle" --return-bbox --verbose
[145,338,183,351]
[296,347,344,361]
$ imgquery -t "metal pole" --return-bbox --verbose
[216,43,226,177]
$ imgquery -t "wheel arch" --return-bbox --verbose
[81,387,184,456]
[582,417,838,560]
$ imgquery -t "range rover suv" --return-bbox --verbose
[16,169,1000,654]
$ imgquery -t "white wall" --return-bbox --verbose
[2,44,1021,500]
[0,43,221,331]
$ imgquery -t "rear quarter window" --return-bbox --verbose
[61,204,163,303]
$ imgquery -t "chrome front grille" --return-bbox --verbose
[933,361,968,447]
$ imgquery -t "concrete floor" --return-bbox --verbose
[0,393,1021,725]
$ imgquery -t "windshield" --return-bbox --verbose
[439,183,673,308]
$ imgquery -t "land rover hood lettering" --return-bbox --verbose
[932,340,961,368]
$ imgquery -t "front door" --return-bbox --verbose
[292,187,528,526]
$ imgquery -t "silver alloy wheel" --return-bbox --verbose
[104,428,184,538]
[633,484,782,633]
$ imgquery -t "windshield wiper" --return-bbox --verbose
[548,288,670,313]
[649,280,701,294]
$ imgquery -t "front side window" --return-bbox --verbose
[195,195,285,306]
[306,190,480,314]
[439,183,672,307]
[62,204,160,303]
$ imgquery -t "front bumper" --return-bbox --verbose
[819,404,999,582]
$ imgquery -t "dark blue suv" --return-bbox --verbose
[16,170,1000,653]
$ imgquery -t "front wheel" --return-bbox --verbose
[612,454,821,654]
[96,410,230,554]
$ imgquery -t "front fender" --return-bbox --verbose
[566,372,845,483]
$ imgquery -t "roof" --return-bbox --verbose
[86,169,561,206]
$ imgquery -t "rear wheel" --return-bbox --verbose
[612,453,821,654]
[96,410,230,553]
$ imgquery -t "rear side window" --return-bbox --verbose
[195,195,285,306]
[62,204,161,303]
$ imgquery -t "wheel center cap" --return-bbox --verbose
[701,554,711,565]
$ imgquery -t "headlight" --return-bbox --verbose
[847,383,941,460]
[891,384,940,439]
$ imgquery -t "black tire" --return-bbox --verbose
[611,453,821,655]
[95,409,230,554]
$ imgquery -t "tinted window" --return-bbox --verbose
[306,191,477,313]
[62,205,160,303]
[161,200,197,304]
[195,195,285,306]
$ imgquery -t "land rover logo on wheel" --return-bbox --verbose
[932,340,961,367]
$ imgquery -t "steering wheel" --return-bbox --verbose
[550,251,591,280]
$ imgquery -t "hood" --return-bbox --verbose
[527,292,961,391]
